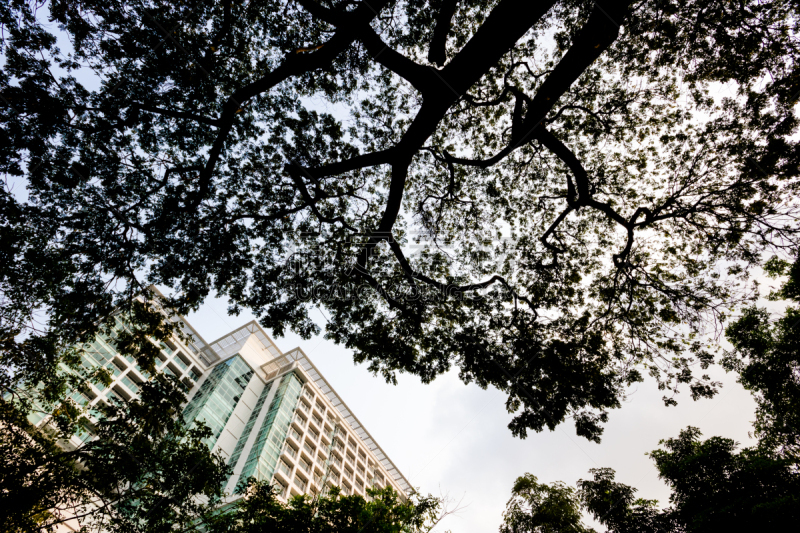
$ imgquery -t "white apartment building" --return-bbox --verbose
[44,304,411,505]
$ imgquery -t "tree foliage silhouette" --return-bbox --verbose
[2,0,799,443]
[504,254,800,532]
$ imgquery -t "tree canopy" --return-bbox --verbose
[2,0,799,445]
[2,375,230,533]
[723,254,800,459]
[500,474,593,533]
[205,481,447,533]
[500,254,800,532]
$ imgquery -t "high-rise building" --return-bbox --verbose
[36,301,411,504]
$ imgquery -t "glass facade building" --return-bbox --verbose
[234,373,302,488]
[226,379,274,487]
[182,355,254,447]
[27,300,412,504]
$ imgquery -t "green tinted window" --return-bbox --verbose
[182,355,254,447]
[235,373,302,488]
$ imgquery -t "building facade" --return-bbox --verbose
[39,309,411,504]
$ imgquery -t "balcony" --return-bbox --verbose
[273,480,287,498]
[282,445,297,459]
[292,414,307,429]
[277,460,292,477]
[173,355,189,373]
[120,374,139,393]
[157,340,174,356]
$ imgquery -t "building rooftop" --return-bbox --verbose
[199,319,413,496]
[263,346,413,495]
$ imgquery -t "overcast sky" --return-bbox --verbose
[185,294,760,533]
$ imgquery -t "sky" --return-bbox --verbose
[8,8,774,532]
[184,294,761,533]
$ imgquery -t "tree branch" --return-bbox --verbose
[133,103,220,126]
[515,0,633,146]
[428,0,459,67]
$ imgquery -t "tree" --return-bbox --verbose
[204,480,448,533]
[578,428,800,533]
[1,287,229,532]
[2,0,799,444]
[1,376,230,533]
[507,429,800,533]
[500,474,594,533]
[576,468,671,533]
[507,254,800,532]
[723,253,800,459]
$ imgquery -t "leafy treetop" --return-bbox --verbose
[2,0,799,442]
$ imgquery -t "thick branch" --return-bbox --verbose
[428,0,459,67]
[440,0,558,95]
[358,26,434,93]
[187,0,394,213]
[447,0,632,168]
[296,0,433,92]
[516,0,632,144]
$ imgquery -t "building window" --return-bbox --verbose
[277,460,292,477]
[182,355,254,447]
[283,444,297,459]
[289,427,302,443]
[234,373,303,488]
